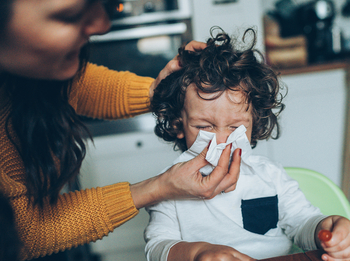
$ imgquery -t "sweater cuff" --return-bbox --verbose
[127,76,154,116]
[101,182,139,229]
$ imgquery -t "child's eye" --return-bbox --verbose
[230,126,238,130]
[196,126,212,130]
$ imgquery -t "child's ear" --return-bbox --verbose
[177,131,184,139]
[171,118,184,139]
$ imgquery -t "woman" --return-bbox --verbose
[0,0,242,260]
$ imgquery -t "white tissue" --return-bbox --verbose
[173,125,252,176]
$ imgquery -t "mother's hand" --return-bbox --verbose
[159,145,241,200]
[130,144,241,209]
[149,40,207,98]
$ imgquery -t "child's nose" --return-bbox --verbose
[216,130,232,144]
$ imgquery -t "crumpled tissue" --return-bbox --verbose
[173,125,252,176]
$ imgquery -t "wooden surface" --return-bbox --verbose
[260,250,324,261]
[277,60,350,76]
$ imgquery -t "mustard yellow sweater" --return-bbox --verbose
[0,63,155,260]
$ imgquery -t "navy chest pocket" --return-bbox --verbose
[241,195,278,235]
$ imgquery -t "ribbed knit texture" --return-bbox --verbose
[0,63,154,260]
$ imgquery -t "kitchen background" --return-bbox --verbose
[76,0,350,260]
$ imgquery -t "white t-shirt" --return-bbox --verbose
[144,128,325,261]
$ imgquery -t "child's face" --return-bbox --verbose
[177,84,253,149]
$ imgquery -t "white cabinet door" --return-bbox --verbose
[253,69,347,186]
[80,131,180,261]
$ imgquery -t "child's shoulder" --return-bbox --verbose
[246,154,287,178]
[248,154,283,168]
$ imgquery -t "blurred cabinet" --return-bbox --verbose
[79,131,180,261]
[254,65,349,188]
[191,0,265,51]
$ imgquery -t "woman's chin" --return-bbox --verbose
[55,59,81,80]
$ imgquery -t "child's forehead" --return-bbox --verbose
[184,83,247,102]
[183,84,252,119]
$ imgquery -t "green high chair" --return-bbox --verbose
[284,167,350,253]
[284,167,350,219]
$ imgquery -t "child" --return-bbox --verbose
[144,28,350,261]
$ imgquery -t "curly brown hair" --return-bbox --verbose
[151,27,286,152]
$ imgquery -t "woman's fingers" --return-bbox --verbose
[184,40,207,52]
[157,143,241,201]
[225,148,242,192]
[203,146,241,197]
[150,41,207,99]
[149,58,181,98]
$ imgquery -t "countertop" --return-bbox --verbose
[277,59,350,76]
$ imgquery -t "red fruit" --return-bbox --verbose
[318,230,332,242]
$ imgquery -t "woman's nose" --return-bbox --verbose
[84,3,111,37]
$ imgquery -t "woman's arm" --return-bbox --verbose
[70,63,154,120]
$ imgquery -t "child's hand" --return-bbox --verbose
[316,215,350,261]
[194,243,255,261]
[168,241,254,261]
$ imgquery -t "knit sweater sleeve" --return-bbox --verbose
[1,161,139,260]
[69,63,155,119]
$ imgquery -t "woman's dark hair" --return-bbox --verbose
[151,27,286,152]
[0,0,12,35]
[0,192,22,261]
[2,46,92,207]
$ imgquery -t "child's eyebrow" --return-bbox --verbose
[191,116,250,124]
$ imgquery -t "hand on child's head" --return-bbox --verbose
[184,40,207,52]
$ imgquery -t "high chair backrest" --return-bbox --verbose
[284,167,350,219]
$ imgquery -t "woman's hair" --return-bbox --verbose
[3,46,91,207]
[0,192,22,261]
[151,27,286,152]
[0,0,12,35]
